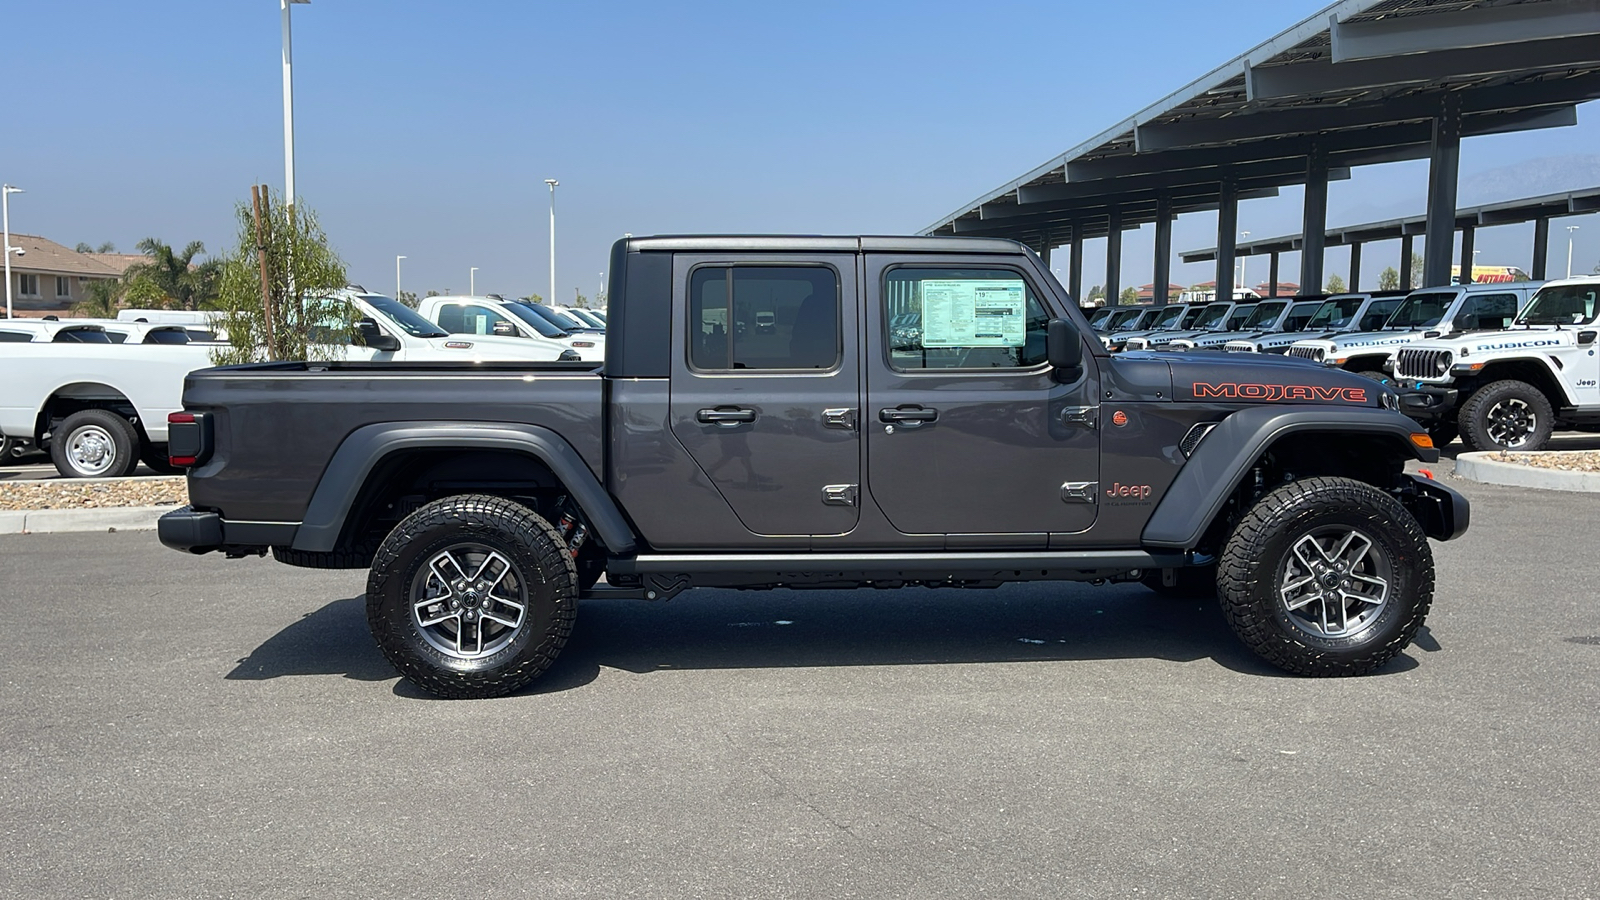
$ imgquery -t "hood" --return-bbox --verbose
[1409,326,1569,353]
[1155,351,1388,407]
[1319,330,1426,351]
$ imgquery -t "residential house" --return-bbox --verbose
[2,234,139,318]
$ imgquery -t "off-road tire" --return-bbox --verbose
[1459,379,1555,452]
[50,409,139,478]
[366,494,577,699]
[139,444,185,475]
[1219,476,1433,677]
[1140,565,1218,600]
[1356,369,1392,386]
[1426,418,1459,448]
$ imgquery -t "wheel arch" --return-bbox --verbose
[1143,407,1432,552]
[290,422,638,557]
[34,382,144,444]
[1469,359,1572,407]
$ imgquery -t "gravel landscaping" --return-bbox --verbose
[0,477,187,511]
[1494,450,1600,473]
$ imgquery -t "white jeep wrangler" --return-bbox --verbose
[1393,278,1600,451]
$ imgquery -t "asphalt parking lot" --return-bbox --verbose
[1,475,1597,899]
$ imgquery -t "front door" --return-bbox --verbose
[668,254,861,538]
[863,256,1100,545]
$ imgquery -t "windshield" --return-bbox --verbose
[1190,304,1230,330]
[543,308,588,330]
[1105,308,1143,330]
[1516,284,1600,326]
[1240,301,1287,330]
[1305,296,1363,329]
[363,295,447,337]
[1282,302,1322,332]
[1384,291,1456,329]
[566,308,606,328]
[1220,304,1257,331]
[1149,306,1186,329]
[1089,308,1113,328]
[506,302,573,338]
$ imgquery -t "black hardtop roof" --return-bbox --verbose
[620,235,1031,255]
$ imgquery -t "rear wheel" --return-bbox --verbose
[366,494,577,699]
[1459,380,1554,452]
[1219,476,1433,677]
[50,409,139,478]
[139,443,185,475]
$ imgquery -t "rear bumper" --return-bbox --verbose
[158,506,298,555]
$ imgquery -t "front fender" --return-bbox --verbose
[1142,406,1434,550]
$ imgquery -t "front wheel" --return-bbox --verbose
[1219,476,1433,677]
[366,494,577,699]
[50,409,139,478]
[1459,380,1554,451]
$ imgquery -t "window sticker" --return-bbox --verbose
[920,279,1026,347]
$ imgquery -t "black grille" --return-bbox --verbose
[1288,345,1323,361]
[1396,348,1448,379]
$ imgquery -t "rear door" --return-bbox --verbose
[863,255,1100,547]
[667,253,861,538]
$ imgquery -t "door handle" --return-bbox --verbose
[696,407,757,427]
[879,406,938,427]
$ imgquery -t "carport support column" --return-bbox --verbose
[1401,234,1415,291]
[1039,229,1053,267]
[1459,225,1476,284]
[1532,218,1550,280]
[1424,95,1463,288]
[1349,242,1362,291]
[1152,195,1173,306]
[1068,223,1085,304]
[1300,144,1329,295]
[1105,208,1123,305]
[1269,252,1280,297]
[1215,179,1237,302]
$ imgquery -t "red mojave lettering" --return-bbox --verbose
[1192,382,1368,403]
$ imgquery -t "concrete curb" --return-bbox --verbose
[1454,452,1600,493]
[0,506,172,535]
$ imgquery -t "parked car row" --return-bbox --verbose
[0,292,609,478]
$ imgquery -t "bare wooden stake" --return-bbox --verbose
[251,185,276,354]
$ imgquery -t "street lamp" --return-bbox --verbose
[282,0,311,204]
[3,184,24,320]
[395,255,406,300]
[1239,231,1250,293]
[1568,225,1581,278]
[545,179,559,304]
[470,267,479,296]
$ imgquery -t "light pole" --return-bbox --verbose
[545,179,559,304]
[1238,231,1250,293]
[470,267,478,296]
[395,255,406,300]
[1567,225,1581,278]
[282,0,310,203]
[3,184,24,320]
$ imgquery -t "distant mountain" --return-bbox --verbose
[1458,154,1600,206]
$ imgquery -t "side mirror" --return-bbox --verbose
[1047,318,1083,371]
[357,317,401,352]
[492,320,518,337]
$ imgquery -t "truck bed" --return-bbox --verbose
[182,360,603,523]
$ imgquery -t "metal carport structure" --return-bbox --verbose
[921,0,1600,304]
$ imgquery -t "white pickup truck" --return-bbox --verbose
[1394,277,1600,450]
[0,291,581,477]
[416,295,605,361]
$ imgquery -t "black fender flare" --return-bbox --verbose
[1142,406,1433,550]
[290,421,637,555]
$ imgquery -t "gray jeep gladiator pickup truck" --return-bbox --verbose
[159,236,1468,698]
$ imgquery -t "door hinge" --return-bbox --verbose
[1060,406,1098,429]
[822,484,858,507]
[1060,481,1099,504]
[822,408,857,431]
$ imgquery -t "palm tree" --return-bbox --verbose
[75,279,122,318]
[125,238,221,309]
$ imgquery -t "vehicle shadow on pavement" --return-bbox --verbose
[225,597,396,684]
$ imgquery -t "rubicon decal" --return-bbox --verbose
[1191,382,1368,403]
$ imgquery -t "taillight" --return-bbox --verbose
[167,411,211,468]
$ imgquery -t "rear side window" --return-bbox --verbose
[1360,299,1401,331]
[689,266,839,370]
[54,329,112,343]
[1452,293,1517,331]
[883,268,1048,370]
[145,329,191,344]
[0,330,30,342]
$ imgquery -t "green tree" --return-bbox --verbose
[396,289,419,308]
[125,238,220,309]
[1410,253,1424,287]
[1086,285,1105,303]
[519,293,544,305]
[75,278,123,318]
[75,242,93,253]
[1378,266,1400,290]
[208,190,349,364]
[1118,286,1139,305]
[573,290,589,308]
[73,241,117,253]
[1326,274,1347,293]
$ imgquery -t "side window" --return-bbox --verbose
[435,303,466,334]
[0,330,30,342]
[461,305,516,337]
[884,268,1048,370]
[1360,300,1400,331]
[1454,293,1517,331]
[689,266,839,370]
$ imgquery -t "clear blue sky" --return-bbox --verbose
[6,0,1599,301]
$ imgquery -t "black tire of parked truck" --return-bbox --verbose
[1427,418,1459,448]
[366,493,577,699]
[50,409,140,478]
[1218,476,1433,677]
[1459,379,1554,452]
[139,444,185,475]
